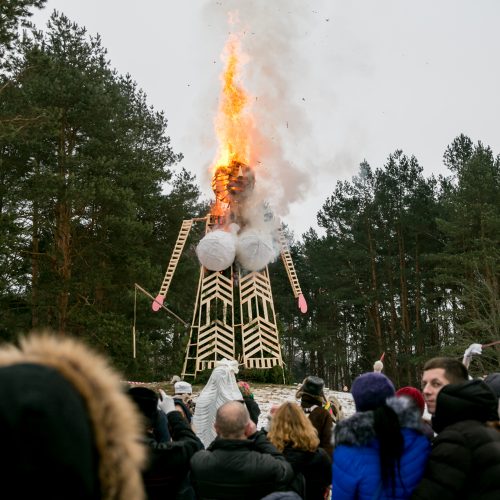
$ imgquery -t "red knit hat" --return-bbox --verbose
[396,386,425,415]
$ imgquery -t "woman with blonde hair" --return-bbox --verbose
[268,402,332,500]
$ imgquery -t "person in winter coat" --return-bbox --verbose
[174,397,194,424]
[0,332,146,500]
[238,380,261,426]
[395,386,434,440]
[411,379,500,500]
[174,380,196,416]
[190,400,295,500]
[128,386,171,443]
[332,372,431,500]
[127,387,203,500]
[296,375,334,456]
[268,402,332,500]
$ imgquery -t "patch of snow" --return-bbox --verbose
[187,383,356,429]
[251,384,355,429]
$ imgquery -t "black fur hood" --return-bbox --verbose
[334,396,422,447]
[0,333,146,499]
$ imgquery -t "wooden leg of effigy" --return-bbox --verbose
[239,268,283,370]
[181,266,235,379]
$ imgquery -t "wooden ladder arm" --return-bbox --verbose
[152,219,194,311]
[278,229,308,314]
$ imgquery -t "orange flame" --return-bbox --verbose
[211,34,255,216]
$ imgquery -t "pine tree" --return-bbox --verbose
[0,12,205,377]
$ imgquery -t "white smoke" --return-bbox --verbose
[200,0,317,222]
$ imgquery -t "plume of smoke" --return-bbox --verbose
[201,0,316,222]
[237,194,281,270]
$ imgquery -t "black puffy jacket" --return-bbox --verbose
[412,379,500,500]
[143,411,203,500]
[190,431,295,500]
[283,445,332,500]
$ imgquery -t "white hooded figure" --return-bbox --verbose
[192,358,242,448]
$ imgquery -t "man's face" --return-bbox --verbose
[421,368,451,415]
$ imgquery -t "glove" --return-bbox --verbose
[157,389,176,415]
[464,343,482,358]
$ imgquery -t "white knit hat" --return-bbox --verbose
[174,381,192,394]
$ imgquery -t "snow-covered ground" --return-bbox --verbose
[180,382,356,429]
[130,380,357,427]
[250,384,356,429]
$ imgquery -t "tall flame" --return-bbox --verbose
[211,34,255,216]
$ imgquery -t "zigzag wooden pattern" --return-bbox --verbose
[169,216,304,379]
[239,268,283,369]
[182,266,235,378]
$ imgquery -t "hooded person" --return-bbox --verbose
[295,376,334,456]
[192,358,242,448]
[332,372,431,500]
[412,379,500,500]
[0,332,146,500]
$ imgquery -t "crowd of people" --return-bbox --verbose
[0,332,499,499]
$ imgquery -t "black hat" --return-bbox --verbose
[127,386,158,423]
[296,376,326,402]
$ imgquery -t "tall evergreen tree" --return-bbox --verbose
[0,12,207,377]
[435,135,500,374]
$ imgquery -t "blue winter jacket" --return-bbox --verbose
[332,396,431,500]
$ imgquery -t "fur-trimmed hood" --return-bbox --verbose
[334,396,422,447]
[0,333,146,499]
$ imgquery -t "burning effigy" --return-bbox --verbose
[152,31,307,379]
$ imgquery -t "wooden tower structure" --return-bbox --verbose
[152,203,306,379]
[151,34,308,378]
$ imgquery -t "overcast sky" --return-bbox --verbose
[31,1,500,237]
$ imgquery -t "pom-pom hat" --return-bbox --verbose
[351,372,395,412]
